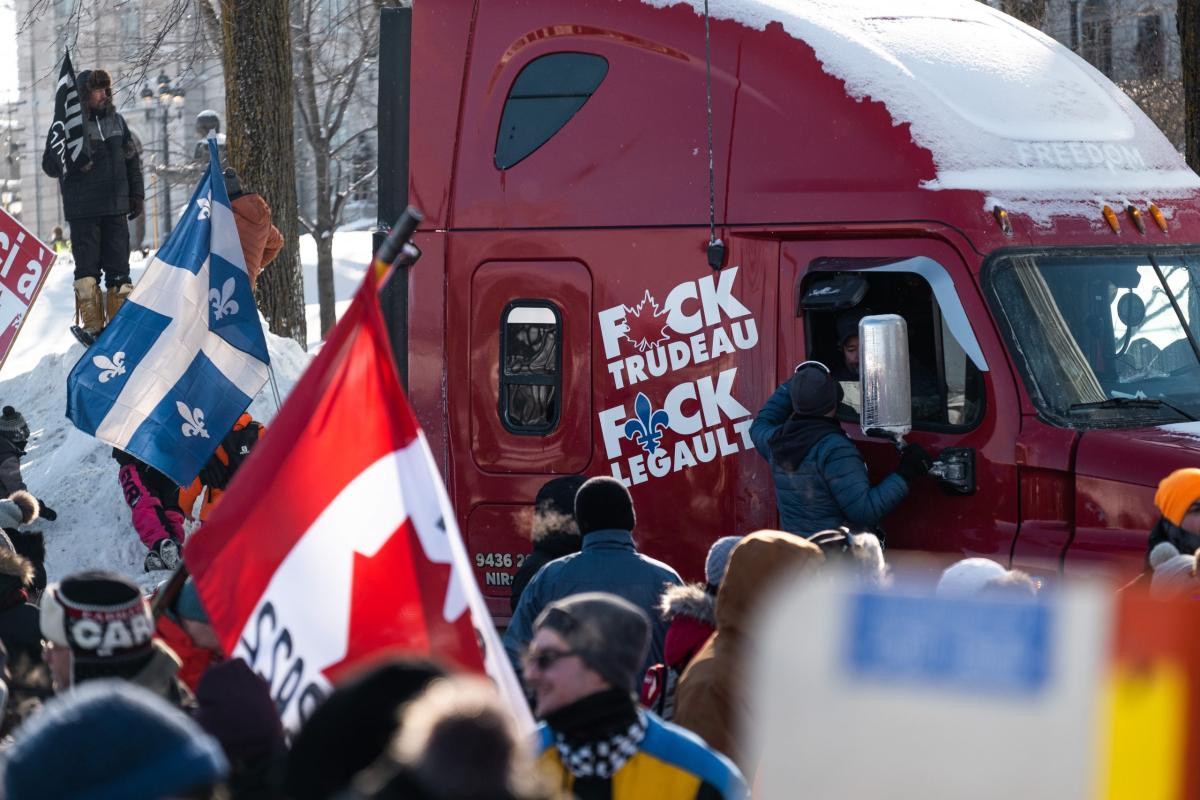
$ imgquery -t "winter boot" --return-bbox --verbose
[105,282,133,325]
[143,538,181,572]
[71,277,104,347]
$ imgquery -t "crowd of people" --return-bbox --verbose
[0,450,1193,798]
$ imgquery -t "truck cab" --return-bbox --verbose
[393,0,1200,616]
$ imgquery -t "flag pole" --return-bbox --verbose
[371,206,423,285]
[151,562,190,620]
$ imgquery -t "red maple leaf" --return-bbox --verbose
[322,518,482,685]
[622,290,671,353]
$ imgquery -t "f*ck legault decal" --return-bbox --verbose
[595,267,760,487]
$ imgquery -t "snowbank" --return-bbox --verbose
[0,240,327,588]
[11,333,307,589]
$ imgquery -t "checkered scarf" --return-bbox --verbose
[554,709,648,779]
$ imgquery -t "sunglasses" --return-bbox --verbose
[522,647,577,672]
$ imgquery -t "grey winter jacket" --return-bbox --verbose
[42,107,143,221]
[503,528,683,677]
[750,382,908,538]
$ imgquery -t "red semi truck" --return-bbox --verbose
[378,0,1200,617]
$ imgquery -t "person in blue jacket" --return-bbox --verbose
[750,361,931,539]
[504,476,682,679]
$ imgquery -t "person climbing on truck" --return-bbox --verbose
[751,361,932,540]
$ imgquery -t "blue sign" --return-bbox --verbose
[845,592,1052,695]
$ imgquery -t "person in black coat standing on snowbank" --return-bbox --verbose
[42,68,144,345]
[510,475,587,613]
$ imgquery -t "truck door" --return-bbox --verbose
[779,239,1020,559]
[465,260,592,616]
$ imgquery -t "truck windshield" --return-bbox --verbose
[989,251,1200,426]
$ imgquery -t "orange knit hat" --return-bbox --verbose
[1154,468,1200,527]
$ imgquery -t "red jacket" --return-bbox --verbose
[155,614,217,693]
[640,584,716,716]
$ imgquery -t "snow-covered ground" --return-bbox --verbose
[0,229,369,588]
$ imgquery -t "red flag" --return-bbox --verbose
[184,267,531,731]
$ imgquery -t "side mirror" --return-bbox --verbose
[1116,292,1146,329]
[859,314,911,443]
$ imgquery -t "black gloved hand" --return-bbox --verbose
[36,498,56,522]
[128,197,144,221]
[896,443,933,483]
[198,457,230,490]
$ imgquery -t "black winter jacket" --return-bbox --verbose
[0,601,41,667]
[42,106,144,221]
[0,436,25,496]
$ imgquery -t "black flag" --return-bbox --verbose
[43,50,90,177]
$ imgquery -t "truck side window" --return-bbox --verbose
[803,269,984,431]
[500,302,562,434]
[495,52,609,170]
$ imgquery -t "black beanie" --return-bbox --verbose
[789,362,840,416]
[574,476,635,535]
[835,308,870,346]
[535,475,587,518]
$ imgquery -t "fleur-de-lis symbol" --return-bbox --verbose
[623,392,670,454]
[197,195,212,220]
[93,351,126,383]
[209,277,239,320]
[177,401,210,439]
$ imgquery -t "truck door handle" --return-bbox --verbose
[929,447,975,495]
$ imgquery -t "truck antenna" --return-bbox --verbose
[703,0,725,271]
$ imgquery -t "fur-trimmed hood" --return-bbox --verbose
[658,583,715,626]
[0,491,39,529]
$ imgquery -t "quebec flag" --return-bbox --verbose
[66,138,269,487]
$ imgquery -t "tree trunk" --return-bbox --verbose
[1182,0,1200,172]
[1000,0,1046,29]
[313,144,337,337]
[316,233,336,336]
[220,0,307,347]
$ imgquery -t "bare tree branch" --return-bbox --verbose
[290,0,379,338]
[332,166,377,222]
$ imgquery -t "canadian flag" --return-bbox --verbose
[183,267,532,732]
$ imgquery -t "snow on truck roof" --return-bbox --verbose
[644,0,1200,217]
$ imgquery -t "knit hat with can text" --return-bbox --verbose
[40,570,155,681]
